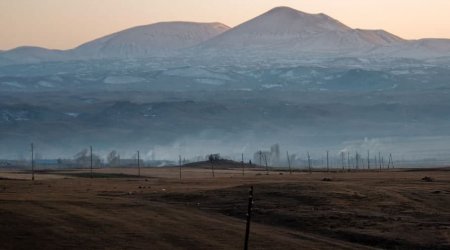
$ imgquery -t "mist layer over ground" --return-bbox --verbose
[1,56,450,166]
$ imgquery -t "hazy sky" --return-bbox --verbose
[1,0,449,50]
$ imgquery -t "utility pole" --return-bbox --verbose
[244,186,254,250]
[179,155,182,180]
[31,143,35,181]
[326,150,329,172]
[355,152,359,170]
[90,146,93,178]
[286,151,292,175]
[307,152,312,173]
[341,152,345,171]
[379,152,382,170]
[242,153,245,176]
[210,155,215,178]
[137,150,141,177]
[388,154,394,169]
[367,150,370,170]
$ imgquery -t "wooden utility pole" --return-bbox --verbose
[307,152,312,173]
[341,152,345,171]
[241,153,245,176]
[388,154,394,169]
[367,150,370,170]
[31,143,35,181]
[137,150,141,177]
[210,156,215,178]
[355,152,359,170]
[379,152,382,170]
[90,146,93,178]
[326,151,329,172]
[179,155,182,180]
[391,154,394,169]
[286,151,292,175]
[244,186,254,250]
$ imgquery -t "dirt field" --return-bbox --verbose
[0,166,449,250]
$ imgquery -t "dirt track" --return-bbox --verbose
[0,167,449,249]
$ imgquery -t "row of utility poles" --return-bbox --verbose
[253,149,395,174]
[106,149,393,180]
[26,143,395,181]
[27,144,145,180]
[310,150,394,172]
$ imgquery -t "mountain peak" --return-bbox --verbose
[198,6,352,51]
[262,6,341,24]
[238,6,351,34]
[266,6,307,15]
[198,6,406,54]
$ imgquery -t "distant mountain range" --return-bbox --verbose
[1,6,450,65]
[73,22,229,59]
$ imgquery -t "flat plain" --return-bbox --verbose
[0,165,449,250]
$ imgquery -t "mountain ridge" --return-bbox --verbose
[70,21,230,59]
[1,6,449,65]
[197,6,405,54]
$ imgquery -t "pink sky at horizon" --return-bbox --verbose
[0,0,449,50]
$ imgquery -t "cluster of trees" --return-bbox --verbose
[208,154,221,162]
[73,149,121,167]
[106,150,121,166]
[72,149,144,167]
[74,149,101,166]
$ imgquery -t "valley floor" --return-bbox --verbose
[0,167,449,249]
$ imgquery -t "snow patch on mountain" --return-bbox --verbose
[73,22,229,59]
[195,79,224,86]
[162,67,231,81]
[373,38,450,58]
[0,110,30,123]
[37,81,55,88]
[104,76,146,84]
[1,82,24,89]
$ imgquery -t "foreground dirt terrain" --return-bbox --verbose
[0,166,449,250]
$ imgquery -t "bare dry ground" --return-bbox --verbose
[0,166,449,250]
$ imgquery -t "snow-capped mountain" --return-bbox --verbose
[1,6,450,65]
[0,46,67,65]
[372,38,450,59]
[71,22,230,59]
[197,6,404,55]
